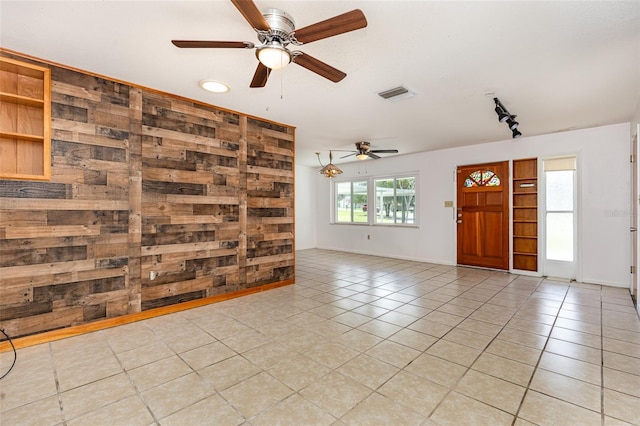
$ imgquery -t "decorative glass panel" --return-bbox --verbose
[487,173,501,186]
[464,169,501,187]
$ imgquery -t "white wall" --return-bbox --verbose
[295,164,317,250]
[312,123,631,288]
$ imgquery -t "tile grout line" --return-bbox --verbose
[509,278,570,424]
[105,326,160,425]
[50,341,67,426]
[404,272,538,422]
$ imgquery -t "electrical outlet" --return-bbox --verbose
[149,271,158,280]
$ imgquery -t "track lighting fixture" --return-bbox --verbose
[316,151,343,178]
[493,97,523,139]
[494,105,509,122]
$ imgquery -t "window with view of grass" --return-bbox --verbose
[374,176,416,225]
[335,180,368,223]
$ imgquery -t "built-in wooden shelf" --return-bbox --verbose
[0,57,51,180]
[513,158,538,272]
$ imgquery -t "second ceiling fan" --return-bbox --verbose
[338,142,399,160]
[172,0,367,88]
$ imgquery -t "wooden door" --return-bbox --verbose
[457,161,509,270]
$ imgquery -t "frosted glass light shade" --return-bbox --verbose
[257,43,291,70]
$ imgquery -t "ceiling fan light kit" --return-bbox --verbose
[172,0,367,87]
[493,97,523,139]
[256,41,291,69]
[337,141,399,161]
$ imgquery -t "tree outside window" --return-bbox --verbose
[374,176,416,225]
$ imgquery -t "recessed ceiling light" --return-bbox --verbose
[198,79,230,93]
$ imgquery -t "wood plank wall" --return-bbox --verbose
[0,52,295,338]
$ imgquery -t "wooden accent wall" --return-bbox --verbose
[0,51,295,338]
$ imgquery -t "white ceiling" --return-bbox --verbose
[2,1,639,166]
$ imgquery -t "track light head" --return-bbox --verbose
[493,97,523,138]
[495,106,509,122]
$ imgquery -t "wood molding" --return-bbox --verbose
[0,279,294,353]
[0,48,295,131]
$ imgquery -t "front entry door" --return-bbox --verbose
[457,161,509,270]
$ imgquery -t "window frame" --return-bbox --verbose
[333,179,369,225]
[331,172,418,227]
[372,175,418,227]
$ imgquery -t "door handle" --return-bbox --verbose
[457,220,462,224]
[632,227,637,232]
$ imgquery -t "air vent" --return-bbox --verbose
[377,85,416,101]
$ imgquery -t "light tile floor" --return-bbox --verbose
[1,249,640,425]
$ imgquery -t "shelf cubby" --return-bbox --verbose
[512,158,538,271]
[0,57,51,180]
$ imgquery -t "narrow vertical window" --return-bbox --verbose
[546,170,574,261]
[543,156,577,279]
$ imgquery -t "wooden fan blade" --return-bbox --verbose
[250,62,271,88]
[172,40,254,49]
[293,9,367,44]
[368,152,381,159]
[231,0,270,31]
[370,149,399,154]
[293,53,346,83]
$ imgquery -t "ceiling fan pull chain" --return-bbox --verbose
[281,67,284,99]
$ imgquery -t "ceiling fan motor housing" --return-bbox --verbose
[356,141,371,152]
[259,9,295,44]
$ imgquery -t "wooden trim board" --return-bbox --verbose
[0,279,294,352]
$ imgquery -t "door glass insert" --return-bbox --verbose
[464,170,501,187]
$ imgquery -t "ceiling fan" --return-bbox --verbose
[171,0,367,88]
[338,142,399,160]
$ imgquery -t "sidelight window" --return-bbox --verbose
[543,156,577,279]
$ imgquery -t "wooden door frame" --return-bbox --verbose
[456,161,510,270]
